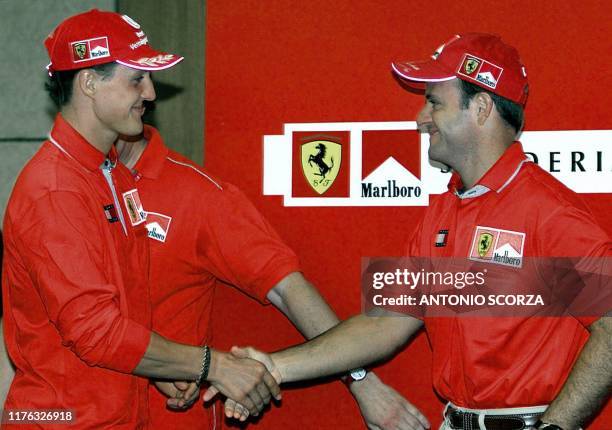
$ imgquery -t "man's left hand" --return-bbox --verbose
[155,380,200,410]
[349,372,430,430]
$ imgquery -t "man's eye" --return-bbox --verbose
[134,76,144,83]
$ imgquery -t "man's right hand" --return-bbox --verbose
[204,346,281,421]
[205,348,281,416]
[229,346,281,382]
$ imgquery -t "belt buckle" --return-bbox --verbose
[448,410,477,430]
[446,406,540,430]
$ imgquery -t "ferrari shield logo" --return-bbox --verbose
[301,140,341,194]
[464,57,480,75]
[477,232,494,257]
[73,42,88,60]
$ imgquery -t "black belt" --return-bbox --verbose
[446,407,544,430]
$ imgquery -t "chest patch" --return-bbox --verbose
[103,203,119,223]
[469,226,525,268]
[434,229,449,247]
[122,189,147,226]
[145,212,172,243]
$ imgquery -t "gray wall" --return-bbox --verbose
[0,0,115,221]
[117,0,206,166]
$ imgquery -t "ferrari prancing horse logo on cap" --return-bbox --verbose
[73,42,87,60]
[464,57,480,75]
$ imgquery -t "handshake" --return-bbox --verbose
[146,312,431,429]
[155,346,280,422]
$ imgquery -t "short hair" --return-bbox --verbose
[458,79,526,133]
[45,62,118,108]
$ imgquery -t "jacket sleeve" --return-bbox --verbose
[538,203,612,327]
[11,190,151,373]
[196,183,300,304]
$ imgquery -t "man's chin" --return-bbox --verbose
[119,121,144,137]
[428,146,452,171]
[428,145,444,164]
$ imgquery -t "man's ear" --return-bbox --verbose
[76,69,98,99]
[474,92,494,126]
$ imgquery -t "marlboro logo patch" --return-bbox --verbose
[145,212,172,243]
[457,53,503,89]
[469,226,525,268]
[122,189,147,226]
[89,37,110,59]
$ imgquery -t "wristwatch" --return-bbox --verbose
[348,368,367,382]
[534,420,564,430]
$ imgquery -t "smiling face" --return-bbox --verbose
[417,79,477,169]
[91,64,156,137]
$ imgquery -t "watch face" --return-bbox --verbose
[350,368,367,381]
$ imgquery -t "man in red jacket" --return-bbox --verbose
[225,33,612,430]
[111,125,429,429]
[1,10,279,429]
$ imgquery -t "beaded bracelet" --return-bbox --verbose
[195,345,211,386]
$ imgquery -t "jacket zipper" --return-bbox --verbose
[101,159,128,236]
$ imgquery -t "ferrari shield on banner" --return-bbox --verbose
[300,138,342,195]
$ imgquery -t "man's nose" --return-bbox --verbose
[141,74,156,101]
[416,103,432,131]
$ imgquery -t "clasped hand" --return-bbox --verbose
[203,346,279,421]
[157,346,430,429]
[204,347,431,430]
[157,348,280,417]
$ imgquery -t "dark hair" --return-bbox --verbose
[45,62,118,108]
[458,79,526,133]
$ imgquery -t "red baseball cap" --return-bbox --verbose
[45,9,183,74]
[392,33,528,106]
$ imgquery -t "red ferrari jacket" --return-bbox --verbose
[2,115,152,429]
[408,142,611,408]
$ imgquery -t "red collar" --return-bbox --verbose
[49,114,118,171]
[447,142,528,194]
[133,125,169,179]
